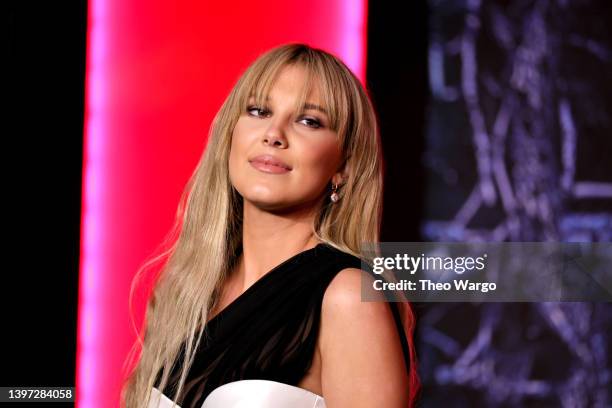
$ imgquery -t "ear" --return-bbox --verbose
[331,159,350,187]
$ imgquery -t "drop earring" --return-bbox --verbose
[330,183,339,203]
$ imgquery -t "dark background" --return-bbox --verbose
[5,0,85,403]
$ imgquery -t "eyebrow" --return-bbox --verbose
[248,94,328,115]
[303,103,328,115]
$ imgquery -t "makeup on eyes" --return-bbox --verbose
[245,104,326,129]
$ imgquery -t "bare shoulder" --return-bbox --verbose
[319,268,410,407]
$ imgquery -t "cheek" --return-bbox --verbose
[228,127,248,182]
[230,121,247,152]
[298,138,342,176]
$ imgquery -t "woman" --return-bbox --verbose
[121,43,419,408]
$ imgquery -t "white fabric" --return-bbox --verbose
[148,386,179,408]
[149,380,326,408]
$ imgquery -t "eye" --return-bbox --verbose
[247,105,270,118]
[299,116,323,129]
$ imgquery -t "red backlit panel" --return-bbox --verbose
[78,0,368,406]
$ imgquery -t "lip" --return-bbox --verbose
[248,154,292,174]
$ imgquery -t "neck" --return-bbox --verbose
[235,200,322,291]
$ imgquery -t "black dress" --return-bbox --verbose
[155,242,410,408]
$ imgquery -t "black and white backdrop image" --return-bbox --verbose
[414,0,612,406]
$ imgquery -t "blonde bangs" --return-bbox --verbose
[230,48,352,151]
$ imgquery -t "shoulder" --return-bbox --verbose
[320,267,390,333]
[318,268,410,406]
[322,266,383,305]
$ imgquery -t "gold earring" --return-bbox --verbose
[330,183,339,203]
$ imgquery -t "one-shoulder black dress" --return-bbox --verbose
[154,242,410,408]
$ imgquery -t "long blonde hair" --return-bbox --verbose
[120,43,419,408]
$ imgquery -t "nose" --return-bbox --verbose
[262,118,288,148]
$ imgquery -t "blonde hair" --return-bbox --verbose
[120,43,419,408]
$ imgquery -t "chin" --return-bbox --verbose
[247,198,293,213]
[250,195,323,216]
[238,188,284,207]
[236,184,321,213]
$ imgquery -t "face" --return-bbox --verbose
[228,64,344,213]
